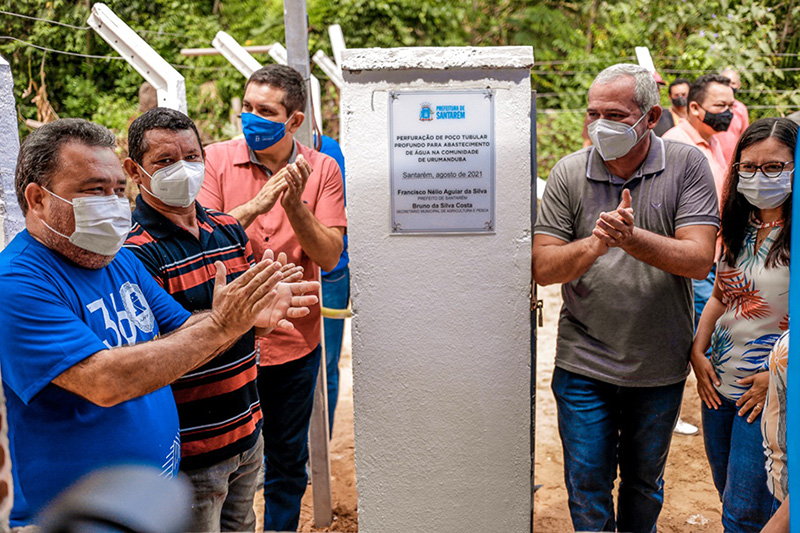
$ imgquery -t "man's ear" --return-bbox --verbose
[286,112,305,135]
[647,105,663,129]
[122,158,144,185]
[25,182,48,216]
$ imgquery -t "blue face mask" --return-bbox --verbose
[241,112,296,151]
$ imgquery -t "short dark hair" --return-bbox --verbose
[688,74,731,106]
[668,78,691,96]
[245,64,306,115]
[127,108,203,164]
[721,117,797,268]
[15,119,116,215]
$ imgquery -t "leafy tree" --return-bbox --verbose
[1,0,796,178]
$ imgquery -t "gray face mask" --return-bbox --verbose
[42,188,132,257]
[587,110,650,161]
[737,170,793,209]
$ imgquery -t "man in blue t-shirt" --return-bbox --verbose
[317,134,349,435]
[0,119,316,527]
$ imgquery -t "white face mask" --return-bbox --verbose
[42,188,132,257]
[587,111,650,161]
[138,160,205,208]
[737,170,793,209]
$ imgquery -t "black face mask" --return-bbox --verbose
[700,106,734,132]
[671,96,687,108]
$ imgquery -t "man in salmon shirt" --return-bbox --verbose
[198,64,346,532]
[663,73,735,329]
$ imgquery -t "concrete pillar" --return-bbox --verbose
[0,54,21,529]
[342,47,534,532]
[0,56,23,248]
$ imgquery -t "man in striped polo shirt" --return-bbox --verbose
[123,108,317,532]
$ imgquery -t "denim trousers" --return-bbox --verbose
[321,267,350,435]
[702,397,777,531]
[181,433,263,532]
[257,345,321,532]
[552,367,685,533]
[693,265,716,330]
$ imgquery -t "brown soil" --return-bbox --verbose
[269,284,724,532]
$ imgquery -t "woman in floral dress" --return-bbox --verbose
[691,117,795,531]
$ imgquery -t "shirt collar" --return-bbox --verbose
[244,140,298,176]
[678,119,711,148]
[132,194,213,239]
[586,131,665,183]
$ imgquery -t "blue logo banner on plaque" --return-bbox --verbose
[389,90,496,234]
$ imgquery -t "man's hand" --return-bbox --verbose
[210,256,284,338]
[254,280,321,331]
[250,168,290,216]
[593,189,634,247]
[280,154,313,210]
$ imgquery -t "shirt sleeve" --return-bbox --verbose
[313,159,347,229]
[124,241,165,288]
[0,273,108,404]
[533,163,574,242]
[198,147,224,211]
[123,250,191,334]
[674,149,721,229]
[236,223,256,267]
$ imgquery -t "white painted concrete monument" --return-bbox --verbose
[0,56,24,247]
[342,47,534,532]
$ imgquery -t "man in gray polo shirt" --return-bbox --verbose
[533,63,719,532]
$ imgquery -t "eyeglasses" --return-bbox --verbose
[733,161,794,178]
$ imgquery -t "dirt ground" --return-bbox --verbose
[281,283,724,532]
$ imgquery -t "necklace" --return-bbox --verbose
[754,219,784,230]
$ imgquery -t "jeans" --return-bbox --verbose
[321,267,350,435]
[702,397,777,531]
[257,346,321,532]
[181,433,263,532]
[693,264,716,330]
[552,367,684,533]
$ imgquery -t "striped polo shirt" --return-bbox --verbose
[125,195,262,470]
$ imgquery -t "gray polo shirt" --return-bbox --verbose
[535,133,719,387]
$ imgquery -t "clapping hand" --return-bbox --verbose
[593,189,635,247]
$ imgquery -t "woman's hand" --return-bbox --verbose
[691,350,722,409]
[736,371,769,423]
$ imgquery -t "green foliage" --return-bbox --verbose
[1,0,797,178]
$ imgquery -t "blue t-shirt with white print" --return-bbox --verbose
[0,230,191,527]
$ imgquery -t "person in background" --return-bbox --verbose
[317,134,349,436]
[0,118,303,528]
[199,64,346,532]
[762,330,790,533]
[664,74,735,333]
[123,108,319,532]
[717,68,751,165]
[533,63,718,532]
[654,77,691,136]
[691,117,795,531]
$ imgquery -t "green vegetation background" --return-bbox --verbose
[2,0,799,177]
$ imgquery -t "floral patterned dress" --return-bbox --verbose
[762,330,789,501]
[710,218,789,401]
